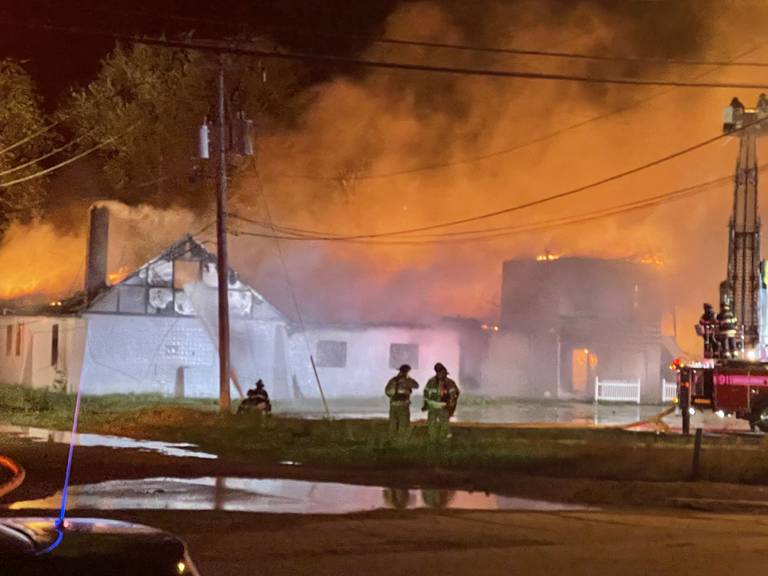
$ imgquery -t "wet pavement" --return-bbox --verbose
[6,476,590,514]
[0,425,217,459]
[281,399,662,425]
[280,399,752,431]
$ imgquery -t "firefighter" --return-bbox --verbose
[717,302,738,359]
[699,303,718,358]
[237,379,272,416]
[724,96,745,131]
[384,364,419,437]
[422,363,460,440]
[758,93,768,115]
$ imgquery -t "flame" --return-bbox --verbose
[107,265,130,285]
[0,204,201,304]
[0,222,84,301]
[536,252,561,262]
[635,255,665,267]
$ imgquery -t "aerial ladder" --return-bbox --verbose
[676,96,768,434]
[721,96,768,356]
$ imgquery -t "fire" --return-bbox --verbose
[635,255,665,267]
[0,222,84,301]
[536,252,561,262]
[107,266,130,285]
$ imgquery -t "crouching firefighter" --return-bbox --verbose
[385,364,419,437]
[237,379,272,417]
[717,302,738,359]
[422,363,460,440]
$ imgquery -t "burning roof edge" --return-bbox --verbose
[1,234,280,318]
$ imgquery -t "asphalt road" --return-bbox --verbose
[96,507,768,576]
[5,430,768,575]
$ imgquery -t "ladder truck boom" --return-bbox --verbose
[678,95,768,434]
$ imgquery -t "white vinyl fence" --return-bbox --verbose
[594,377,641,404]
[661,378,677,403]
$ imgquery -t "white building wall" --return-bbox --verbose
[287,326,461,398]
[81,314,217,396]
[80,313,288,398]
[0,315,86,391]
[0,313,462,402]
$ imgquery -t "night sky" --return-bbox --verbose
[0,0,401,105]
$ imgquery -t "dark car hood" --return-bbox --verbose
[0,517,197,576]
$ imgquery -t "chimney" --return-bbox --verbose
[85,205,109,303]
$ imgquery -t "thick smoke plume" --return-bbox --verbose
[226,0,768,353]
[9,0,768,356]
[0,201,201,302]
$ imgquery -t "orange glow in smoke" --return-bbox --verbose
[635,255,665,267]
[0,222,84,301]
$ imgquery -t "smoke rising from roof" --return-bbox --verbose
[220,0,768,353]
[7,0,768,356]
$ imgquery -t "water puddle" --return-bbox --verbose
[7,477,589,514]
[0,425,217,460]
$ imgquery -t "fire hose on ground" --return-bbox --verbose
[456,405,677,432]
[0,453,25,500]
[620,406,676,432]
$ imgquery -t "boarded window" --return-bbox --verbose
[51,324,60,366]
[118,285,147,314]
[315,340,347,368]
[15,324,22,356]
[5,325,11,356]
[389,343,419,369]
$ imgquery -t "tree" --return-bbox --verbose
[0,59,52,232]
[62,41,299,211]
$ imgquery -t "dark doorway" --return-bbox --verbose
[174,366,185,398]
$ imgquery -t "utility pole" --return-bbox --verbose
[215,64,231,413]
[197,62,255,412]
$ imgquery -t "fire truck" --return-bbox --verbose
[677,96,768,434]
[678,360,768,433]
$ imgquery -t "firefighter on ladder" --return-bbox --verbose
[717,301,738,359]
[698,303,718,358]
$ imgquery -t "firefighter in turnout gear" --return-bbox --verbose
[385,364,419,437]
[717,302,738,359]
[237,379,272,416]
[422,363,460,440]
[699,303,718,358]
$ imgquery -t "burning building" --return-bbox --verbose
[0,207,461,400]
[482,256,675,402]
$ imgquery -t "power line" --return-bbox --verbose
[247,119,756,240]
[0,119,63,157]
[0,126,135,188]
[12,22,768,90]
[11,19,766,186]
[261,43,768,181]
[41,5,768,69]
[0,130,95,178]
[369,37,768,69]
[250,170,331,415]
[231,170,733,245]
